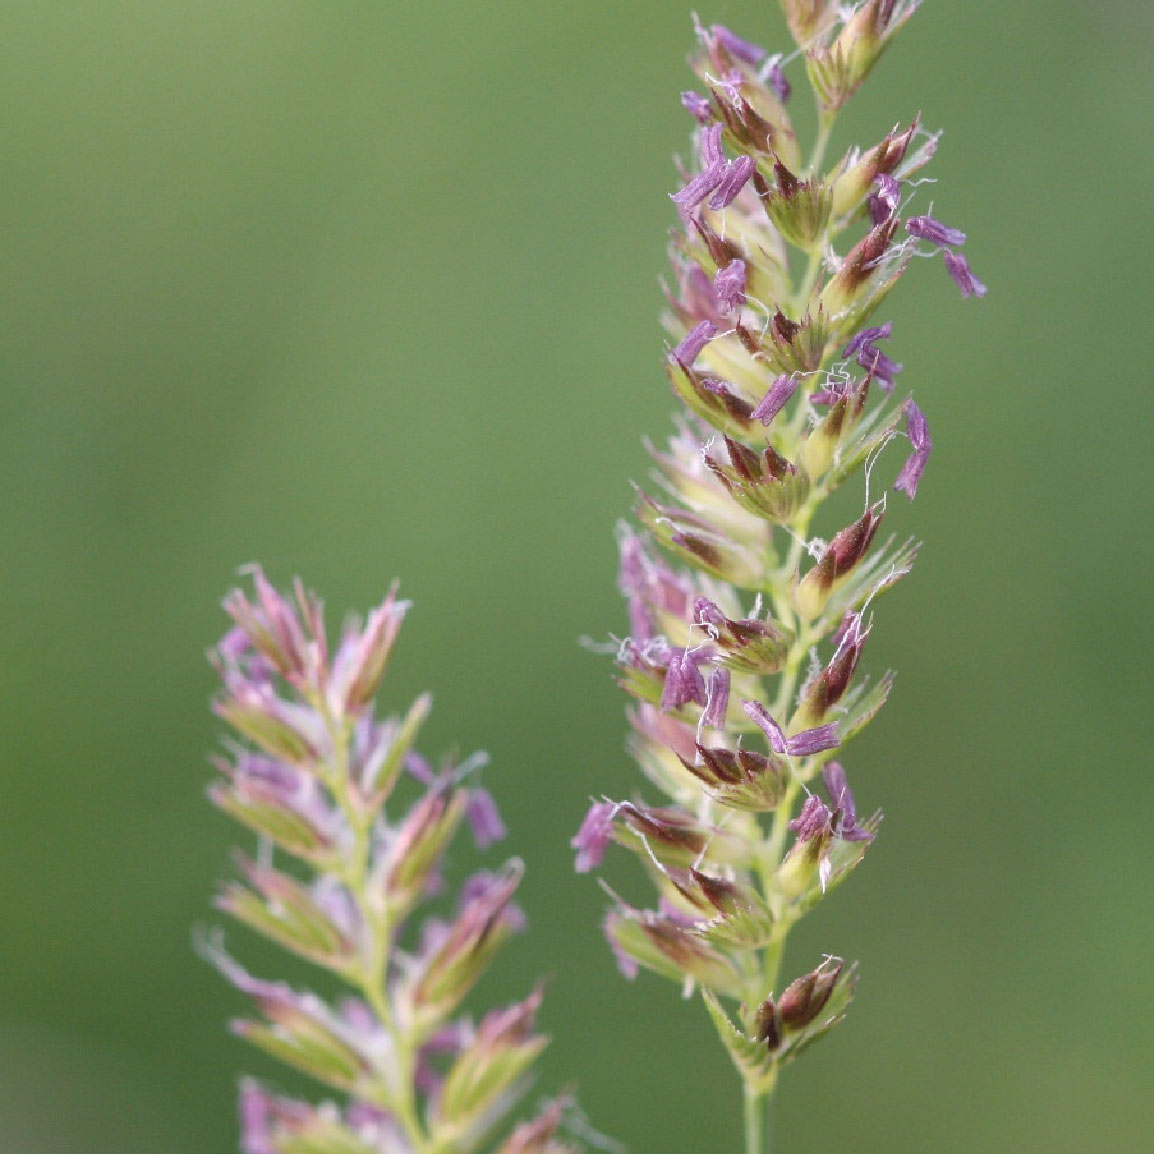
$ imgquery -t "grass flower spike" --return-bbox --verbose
[573,5,983,1150]
[207,569,577,1154]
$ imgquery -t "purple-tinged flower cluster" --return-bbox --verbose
[573,5,982,1126]
[207,569,577,1154]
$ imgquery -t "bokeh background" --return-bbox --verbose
[2,1,1152,1151]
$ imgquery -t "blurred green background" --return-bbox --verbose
[2,0,1152,1150]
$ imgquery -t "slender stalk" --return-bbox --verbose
[793,115,836,313]
[320,715,432,1154]
[744,1083,766,1154]
[807,109,837,177]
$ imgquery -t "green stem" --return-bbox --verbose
[744,1083,766,1154]
[792,108,839,315]
[793,248,825,315]
[318,707,432,1154]
[737,86,845,1154]
[808,109,837,178]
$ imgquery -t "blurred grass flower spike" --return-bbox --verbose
[205,569,578,1154]
[573,4,983,1151]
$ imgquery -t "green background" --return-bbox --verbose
[2,1,1151,1151]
